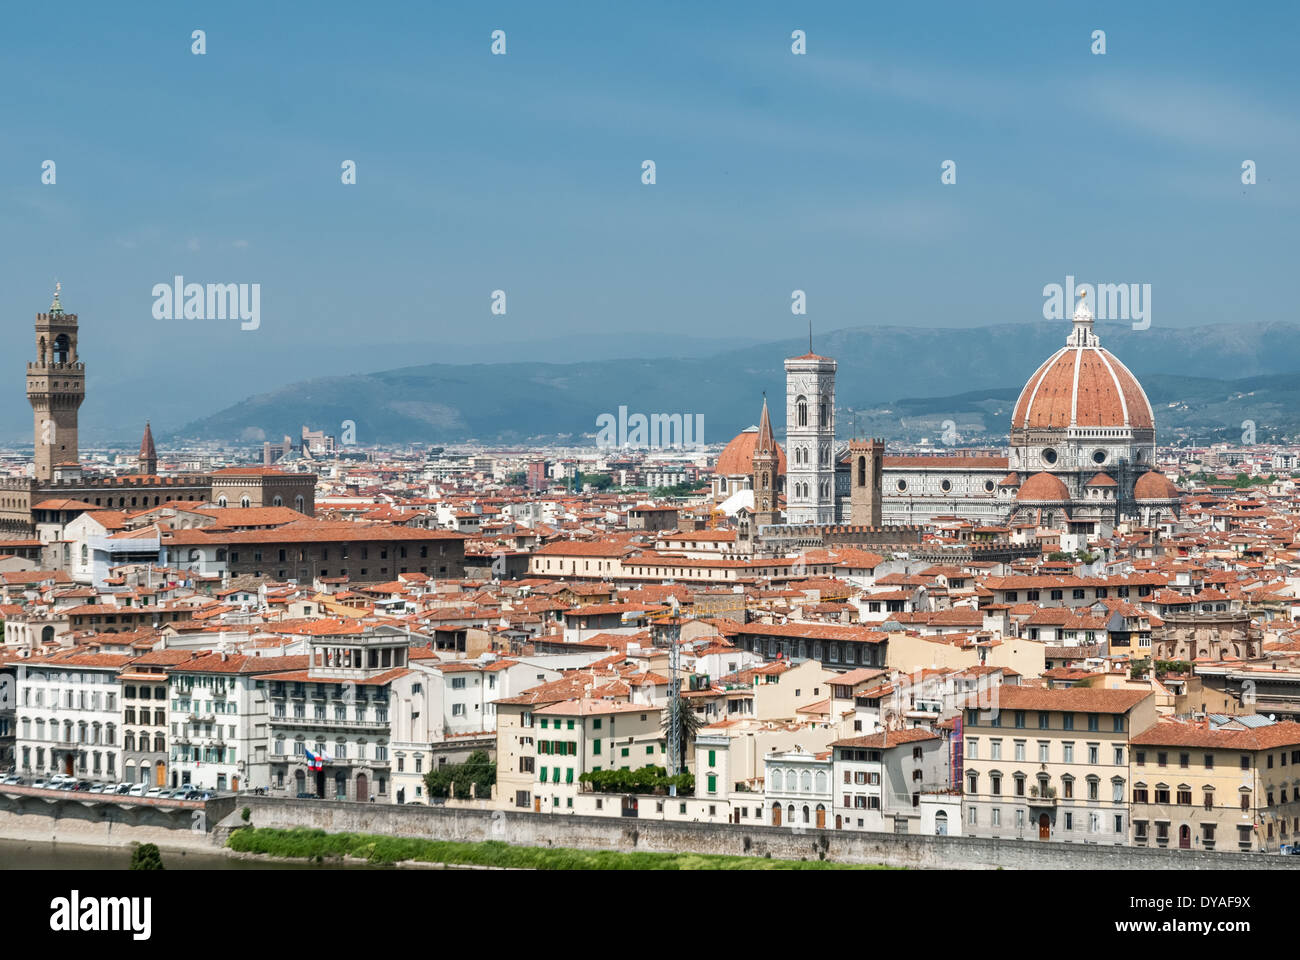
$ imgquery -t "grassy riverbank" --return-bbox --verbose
[226,827,894,870]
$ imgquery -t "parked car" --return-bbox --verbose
[113,783,133,795]
[145,786,167,798]
[0,774,21,785]
[127,783,148,797]
[31,778,51,789]
[87,783,108,794]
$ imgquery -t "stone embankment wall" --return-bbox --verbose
[205,796,1298,870]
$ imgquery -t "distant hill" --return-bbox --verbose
[172,320,1300,446]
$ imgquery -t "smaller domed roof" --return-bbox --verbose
[998,472,1021,487]
[1134,470,1180,501]
[1015,471,1071,502]
[715,427,787,477]
[1085,472,1117,487]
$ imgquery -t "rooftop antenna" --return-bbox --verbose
[809,315,813,355]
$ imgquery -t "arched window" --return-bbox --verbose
[801,771,812,792]
[797,396,808,427]
[53,334,71,363]
[240,497,251,508]
[273,496,283,506]
[80,544,88,564]
[218,496,228,507]
[857,456,866,486]
[295,495,305,512]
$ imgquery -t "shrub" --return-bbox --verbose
[130,843,165,870]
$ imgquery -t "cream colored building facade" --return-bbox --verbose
[1129,717,1300,853]
[962,686,1156,844]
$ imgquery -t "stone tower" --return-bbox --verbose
[784,352,837,525]
[27,284,84,482]
[849,438,884,527]
[139,421,158,476]
[752,395,780,529]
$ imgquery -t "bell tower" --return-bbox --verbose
[27,283,84,482]
[751,395,780,529]
[849,438,884,527]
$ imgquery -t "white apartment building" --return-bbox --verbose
[764,747,834,829]
[830,728,950,833]
[169,652,291,792]
[16,652,132,780]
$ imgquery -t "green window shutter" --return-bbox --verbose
[646,745,653,755]
[568,719,575,730]
[593,718,602,730]
[541,718,547,728]
[593,739,601,755]
[553,767,559,782]
[708,750,716,767]
[621,747,629,757]
[707,774,717,793]
[566,768,574,784]
[540,768,547,782]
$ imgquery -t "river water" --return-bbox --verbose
[0,838,387,870]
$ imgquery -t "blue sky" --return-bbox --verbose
[1,1,1296,439]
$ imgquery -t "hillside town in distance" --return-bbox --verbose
[5,286,1300,857]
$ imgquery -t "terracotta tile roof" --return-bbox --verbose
[984,686,1152,714]
[831,728,941,749]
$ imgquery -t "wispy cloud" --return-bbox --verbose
[1076,75,1300,151]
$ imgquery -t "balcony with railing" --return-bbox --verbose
[1028,784,1058,806]
[270,714,389,730]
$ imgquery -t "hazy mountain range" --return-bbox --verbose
[153,320,1300,448]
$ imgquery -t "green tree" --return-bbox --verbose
[130,843,165,870]
[424,749,496,800]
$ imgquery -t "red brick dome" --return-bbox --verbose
[1015,471,1071,502]
[1134,470,1180,501]
[714,428,786,477]
[1012,346,1154,431]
